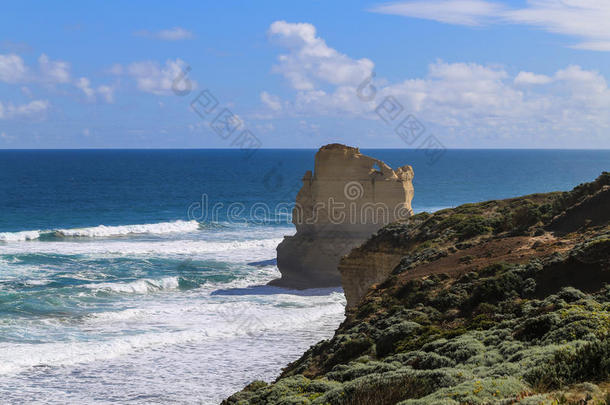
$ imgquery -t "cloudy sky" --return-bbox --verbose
[1,0,610,148]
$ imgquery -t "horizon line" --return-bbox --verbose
[1,147,610,151]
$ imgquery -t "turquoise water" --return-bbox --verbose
[0,149,608,403]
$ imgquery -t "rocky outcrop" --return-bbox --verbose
[271,144,414,288]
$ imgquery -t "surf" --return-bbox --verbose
[0,220,202,242]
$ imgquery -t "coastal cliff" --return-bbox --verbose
[225,172,610,404]
[271,144,414,288]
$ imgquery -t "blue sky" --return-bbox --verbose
[1,0,610,148]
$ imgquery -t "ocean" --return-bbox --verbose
[0,149,608,404]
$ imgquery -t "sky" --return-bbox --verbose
[1,0,610,149]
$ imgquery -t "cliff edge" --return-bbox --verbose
[225,172,610,405]
[271,144,414,288]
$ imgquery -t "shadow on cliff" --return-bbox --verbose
[211,285,343,297]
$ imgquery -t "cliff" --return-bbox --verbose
[225,172,610,404]
[271,144,414,288]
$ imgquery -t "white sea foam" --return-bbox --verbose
[0,220,201,243]
[0,230,41,242]
[0,217,343,403]
[0,292,345,375]
[84,277,180,294]
[56,220,201,237]
[0,238,283,262]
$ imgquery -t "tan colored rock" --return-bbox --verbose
[339,246,405,309]
[270,144,414,288]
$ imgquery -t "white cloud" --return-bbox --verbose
[268,21,374,90]
[0,53,114,103]
[0,54,28,83]
[76,77,95,100]
[135,27,194,41]
[38,54,71,83]
[97,85,115,103]
[125,58,195,95]
[0,99,49,120]
[370,0,610,51]
[75,77,115,103]
[260,91,282,111]
[505,0,610,51]
[514,71,553,85]
[263,21,610,145]
[370,0,505,26]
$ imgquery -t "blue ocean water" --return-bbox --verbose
[0,149,608,404]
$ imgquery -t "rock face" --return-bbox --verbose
[271,144,414,288]
[339,245,405,309]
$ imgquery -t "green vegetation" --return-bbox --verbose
[223,173,610,405]
[225,252,610,404]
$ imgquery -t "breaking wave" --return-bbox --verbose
[0,220,201,242]
[0,231,41,242]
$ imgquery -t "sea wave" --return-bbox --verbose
[55,220,201,238]
[0,238,284,262]
[83,277,181,294]
[0,231,41,242]
[0,294,345,375]
[0,220,201,242]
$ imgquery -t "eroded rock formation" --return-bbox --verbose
[271,144,414,288]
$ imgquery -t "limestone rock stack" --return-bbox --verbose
[271,144,414,288]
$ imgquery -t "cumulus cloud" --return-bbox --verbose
[260,91,282,111]
[75,77,95,99]
[0,54,28,83]
[135,27,194,41]
[370,0,610,51]
[123,58,195,95]
[38,54,71,83]
[514,71,553,85]
[268,21,374,90]
[262,21,610,144]
[97,85,115,103]
[0,53,114,103]
[0,99,49,120]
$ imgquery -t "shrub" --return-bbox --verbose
[326,361,397,383]
[467,269,524,309]
[516,313,560,341]
[511,199,545,232]
[319,370,428,405]
[524,339,610,390]
[393,351,456,369]
[399,376,526,405]
[571,237,610,264]
[434,334,486,363]
[325,337,374,370]
[454,216,493,240]
[376,321,421,357]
